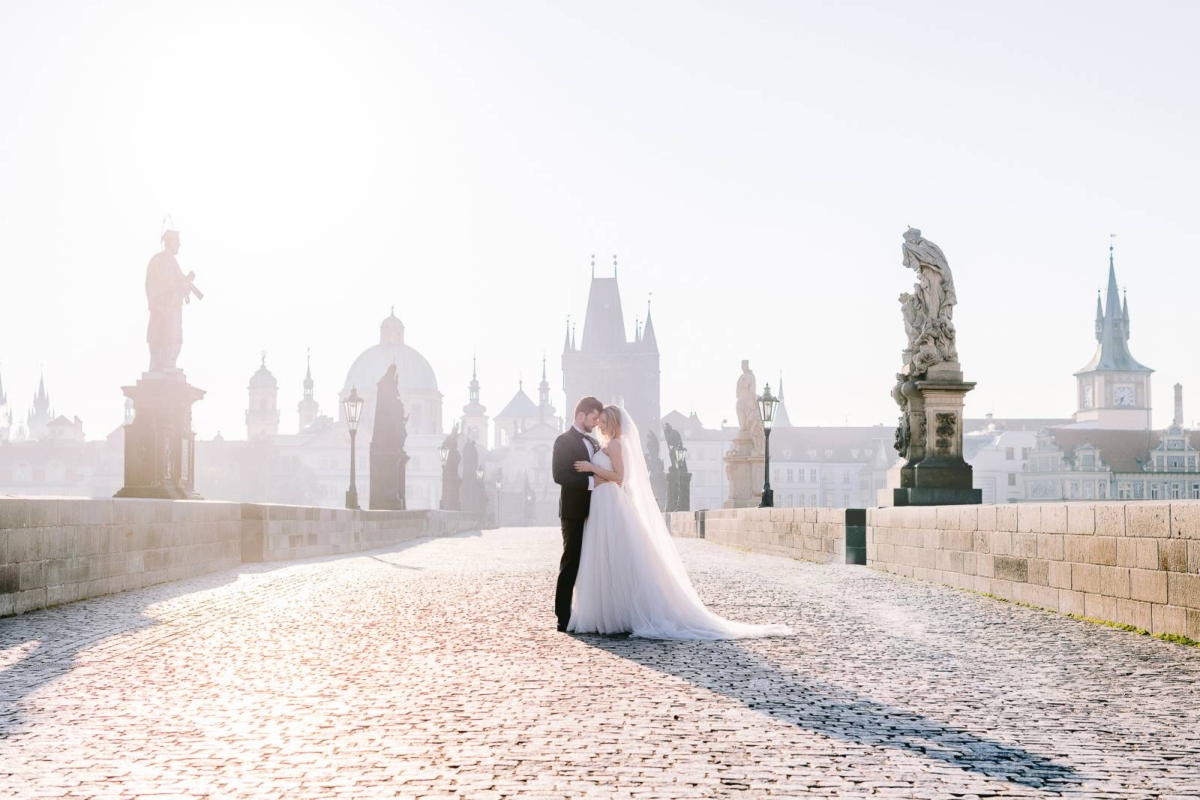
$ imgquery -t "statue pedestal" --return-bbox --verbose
[115,371,205,500]
[370,448,409,510]
[723,434,763,508]
[893,364,981,507]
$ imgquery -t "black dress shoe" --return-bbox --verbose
[557,624,569,632]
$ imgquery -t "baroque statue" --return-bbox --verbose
[662,422,685,470]
[145,229,203,373]
[735,359,766,455]
[369,363,409,510]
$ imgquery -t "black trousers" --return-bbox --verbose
[555,516,586,627]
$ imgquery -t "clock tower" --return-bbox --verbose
[1073,243,1153,430]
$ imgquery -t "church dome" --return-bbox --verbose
[250,356,277,388]
[342,310,439,394]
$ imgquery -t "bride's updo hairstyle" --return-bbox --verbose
[599,405,622,443]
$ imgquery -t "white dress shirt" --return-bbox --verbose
[573,423,596,491]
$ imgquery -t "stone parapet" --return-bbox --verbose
[1,497,483,617]
[867,501,1200,641]
[678,507,849,565]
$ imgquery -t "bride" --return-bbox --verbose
[567,405,793,640]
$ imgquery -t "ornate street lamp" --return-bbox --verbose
[439,443,450,467]
[758,382,779,508]
[343,387,364,510]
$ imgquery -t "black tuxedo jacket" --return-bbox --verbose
[553,427,594,520]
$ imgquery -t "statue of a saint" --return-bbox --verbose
[663,422,685,470]
[898,228,958,375]
[145,229,202,372]
[735,360,766,455]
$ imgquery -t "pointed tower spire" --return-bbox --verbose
[562,316,572,353]
[1122,288,1130,341]
[613,254,618,279]
[1094,290,1104,343]
[303,348,314,396]
[538,354,552,420]
[641,295,658,353]
[590,254,595,280]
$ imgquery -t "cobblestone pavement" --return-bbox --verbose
[2,527,1200,798]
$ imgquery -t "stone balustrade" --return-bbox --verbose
[868,502,1200,640]
[1,497,483,617]
[663,502,1200,641]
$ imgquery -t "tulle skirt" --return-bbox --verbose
[568,484,793,640]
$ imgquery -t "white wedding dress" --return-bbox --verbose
[567,408,792,640]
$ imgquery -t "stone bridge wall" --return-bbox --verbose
[666,508,848,564]
[867,502,1200,640]
[1,498,483,617]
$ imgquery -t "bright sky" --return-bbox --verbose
[2,1,1198,440]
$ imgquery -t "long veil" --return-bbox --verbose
[613,407,714,609]
[607,406,792,639]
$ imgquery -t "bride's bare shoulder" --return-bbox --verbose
[607,438,623,454]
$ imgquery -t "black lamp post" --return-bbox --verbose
[494,472,503,527]
[343,387,364,510]
[439,443,449,467]
[758,382,779,508]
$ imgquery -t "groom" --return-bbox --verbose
[551,396,604,632]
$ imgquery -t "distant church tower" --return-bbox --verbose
[562,256,660,437]
[27,373,52,441]
[298,349,320,432]
[247,354,280,439]
[461,356,489,449]
[1073,242,1153,430]
[537,356,559,429]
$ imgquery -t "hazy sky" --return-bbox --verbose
[2,1,1198,440]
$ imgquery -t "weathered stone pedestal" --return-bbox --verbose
[370,449,409,510]
[723,434,763,509]
[115,371,205,500]
[891,362,981,507]
[667,467,692,512]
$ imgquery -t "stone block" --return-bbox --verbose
[9,528,42,562]
[1038,534,1064,561]
[1170,502,1200,539]
[0,500,30,530]
[1115,598,1152,631]
[1072,563,1101,593]
[1189,609,1200,641]
[920,507,939,529]
[1129,569,1168,604]
[1094,503,1125,536]
[936,507,959,530]
[19,560,47,591]
[1190,541,1200,574]
[1012,533,1038,558]
[1064,535,1089,563]
[1126,503,1170,538]
[1027,558,1050,586]
[1159,540,1187,573]
[935,549,965,574]
[25,502,57,528]
[1058,589,1085,616]
[940,529,973,552]
[1099,566,1130,598]
[0,563,18,594]
[991,531,1012,556]
[1117,538,1159,570]
[1151,604,1187,636]
[989,578,1015,600]
[1084,592,1117,622]
[13,588,47,615]
[1017,505,1041,533]
[1167,572,1200,608]
[977,505,997,530]
[1087,537,1118,566]
[994,556,1028,583]
[976,553,994,578]
[1067,504,1095,535]
[996,505,1018,532]
[957,506,978,532]
[1040,504,1067,534]
[1048,560,1073,589]
[973,531,991,554]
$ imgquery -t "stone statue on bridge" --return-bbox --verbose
[145,229,203,373]
[369,364,409,510]
[735,360,765,456]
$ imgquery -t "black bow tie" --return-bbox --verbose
[579,431,599,450]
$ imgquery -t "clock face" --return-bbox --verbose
[1114,386,1135,407]
[1082,385,1094,409]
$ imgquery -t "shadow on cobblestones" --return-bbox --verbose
[0,572,238,740]
[586,636,1081,790]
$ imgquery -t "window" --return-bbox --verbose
[809,494,817,506]
[1084,483,1094,499]
[842,473,850,484]
[1098,482,1107,499]
[1191,483,1200,500]
[1082,455,1095,470]
[773,469,780,484]
[1150,483,1161,499]
[1069,481,1079,499]
[786,469,794,482]
[809,469,817,482]
[1006,447,1015,460]
[842,494,850,506]
[825,449,833,458]
[1134,482,1144,499]
[1008,473,1017,487]
[1171,483,1183,500]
